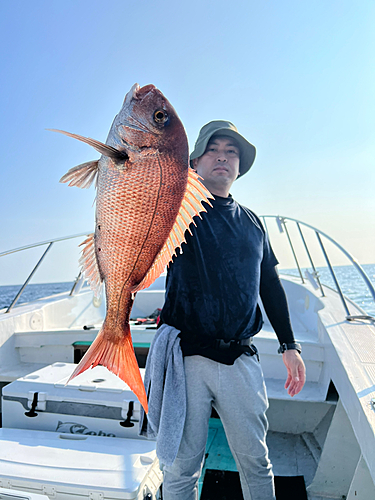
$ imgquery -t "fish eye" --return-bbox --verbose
[153,109,169,124]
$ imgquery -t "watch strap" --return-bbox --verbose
[278,342,302,354]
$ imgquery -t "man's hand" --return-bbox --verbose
[282,350,306,397]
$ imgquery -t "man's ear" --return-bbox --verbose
[192,158,198,170]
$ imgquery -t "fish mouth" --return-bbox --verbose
[124,83,156,106]
[120,83,161,136]
[135,84,156,99]
[124,83,140,106]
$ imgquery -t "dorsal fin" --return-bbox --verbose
[130,168,213,293]
[60,160,99,189]
[79,234,103,297]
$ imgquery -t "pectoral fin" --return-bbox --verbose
[79,233,103,297]
[60,160,99,189]
[130,168,214,293]
[48,129,128,161]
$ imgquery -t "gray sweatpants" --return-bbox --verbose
[162,353,275,500]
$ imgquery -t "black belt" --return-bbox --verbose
[178,332,258,358]
[214,337,253,350]
[213,337,258,360]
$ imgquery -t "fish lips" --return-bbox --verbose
[123,83,157,106]
[135,84,157,99]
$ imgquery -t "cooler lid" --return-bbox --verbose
[0,487,49,500]
[0,428,157,500]
[3,364,145,406]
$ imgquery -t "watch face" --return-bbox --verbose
[278,344,286,354]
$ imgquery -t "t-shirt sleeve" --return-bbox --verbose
[262,231,279,270]
[243,209,279,270]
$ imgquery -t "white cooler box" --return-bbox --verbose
[2,363,149,440]
[0,428,162,500]
[0,486,49,500]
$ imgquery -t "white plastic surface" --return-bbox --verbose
[0,487,49,500]
[0,428,161,500]
[2,364,146,439]
[4,362,145,396]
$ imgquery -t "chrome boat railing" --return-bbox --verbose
[0,232,91,313]
[1,218,374,321]
[261,216,375,322]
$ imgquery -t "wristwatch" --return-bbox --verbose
[278,342,302,354]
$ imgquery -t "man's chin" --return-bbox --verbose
[212,173,235,184]
[203,176,235,196]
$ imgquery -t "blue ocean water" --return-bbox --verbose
[0,282,74,311]
[1,264,375,316]
[280,263,375,317]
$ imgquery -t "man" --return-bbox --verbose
[159,121,306,500]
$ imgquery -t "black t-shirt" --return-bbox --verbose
[160,194,279,354]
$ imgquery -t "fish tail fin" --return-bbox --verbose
[67,323,148,413]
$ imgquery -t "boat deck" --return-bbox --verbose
[198,417,315,499]
[1,276,375,498]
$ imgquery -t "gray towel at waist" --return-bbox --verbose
[139,323,186,467]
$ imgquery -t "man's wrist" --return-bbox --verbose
[278,342,302,354]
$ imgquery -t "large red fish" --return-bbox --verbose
[53,83,212,412]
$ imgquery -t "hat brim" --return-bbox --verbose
[190,128,256,178]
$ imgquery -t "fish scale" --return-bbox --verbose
[54,83,213,412]
[97,158,183,290]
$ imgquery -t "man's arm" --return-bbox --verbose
[260,266,306,397]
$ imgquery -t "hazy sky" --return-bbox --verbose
[1,0,374,284]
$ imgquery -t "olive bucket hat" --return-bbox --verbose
[190,120,256,178]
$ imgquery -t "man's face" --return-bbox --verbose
[192,136,240,197]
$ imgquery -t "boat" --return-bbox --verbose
[0,215,374,500]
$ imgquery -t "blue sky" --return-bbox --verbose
[1,0,374,284]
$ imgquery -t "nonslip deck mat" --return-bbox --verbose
[200,470,242,499]
[200,470,307,500]
[274,475,308,500]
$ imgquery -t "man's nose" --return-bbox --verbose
[217,151,227,161]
